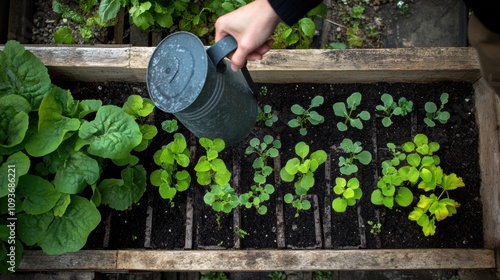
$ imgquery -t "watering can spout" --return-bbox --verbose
[146,31,257,146]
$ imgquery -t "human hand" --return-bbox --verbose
[215,0,281,71]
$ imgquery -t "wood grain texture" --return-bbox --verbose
[0,46,480,84]
[18,249,495,271]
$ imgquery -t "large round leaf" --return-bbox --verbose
[38,195,101,255]
[78,105,142,160]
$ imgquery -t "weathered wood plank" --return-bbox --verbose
[474,78,500,278]
[19,250,118,271]
[116,249,494,271]
[17,249,495,272]
[0,46,480,84]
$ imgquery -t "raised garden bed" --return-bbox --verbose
[2,45,499,275]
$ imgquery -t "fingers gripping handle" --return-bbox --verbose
[206,35,257,94]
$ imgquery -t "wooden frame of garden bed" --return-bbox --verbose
[5,45,499,274]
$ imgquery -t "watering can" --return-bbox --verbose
[146,31,257,146]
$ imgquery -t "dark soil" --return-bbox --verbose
[55,79,483,251]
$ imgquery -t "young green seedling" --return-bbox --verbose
[241,135,281,215]
[332,177,362,212]
[333,92,371,131]
[288,95,325,136]
[257,105,278,127]
[280,142,327,217]
[203,183,239,214]
[338,138,373,176]
[367,220,382,235]
[424,93,450,127]
[150,133,191,206]
[375,94,413,127]
[194,138,231,186]
[161,119,179,133]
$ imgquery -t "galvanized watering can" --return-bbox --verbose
[146,31,257,146]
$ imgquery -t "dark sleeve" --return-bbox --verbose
[464,0,500,35]
[268,0,324,26]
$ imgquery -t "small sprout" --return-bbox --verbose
[333,92,371,131]
[161,119,179,133]
[424,93,450,127]
[288,95,325,136]
[332,177,362,212]
[236,227,248,239]
[375,94,413,127]
[338,138,372,176]
[367,221,382,235]
[257,105,278,127]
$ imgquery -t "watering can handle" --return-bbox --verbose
[207,35,257,94]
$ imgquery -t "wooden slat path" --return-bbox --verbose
[18,249,495,272]
[7,46,481,84]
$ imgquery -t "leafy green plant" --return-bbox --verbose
[203,183,239,214]
[268,271,287,280]
[240,135,281,215]
[161,119,179,133]
[52,0,110,43]
[375,93,413,127]
[98,0,249,38]
[257,105,278,127]
[371,134,465,236]
[367,220,382,235]
[194,138,231,186]
[150,133,191,206]
[338,138,372,176]
[0,41,154,265]
[424,93,450,127]
[280,142,327,217]
[288,95,325,136]
[332,177,362,212]
[272,4,326,49]
[333,92,371,131]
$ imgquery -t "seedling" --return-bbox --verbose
[424,93,450,127]
[288,95,325,136]
[257,105,278,127]
[150,133,191,206]
[367,220,382,235]
[383,143,407,167]
[241,135,281,215]
[371,134,465,236]
[333,92,371,131]
[375,94,413,127]
[236,227,248,239]
[161,119,179,133]
[280,142,327,217]
[338,138,373,176]
[332,177,362,212]
[194,138,231,186]
[203,183,239,213]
